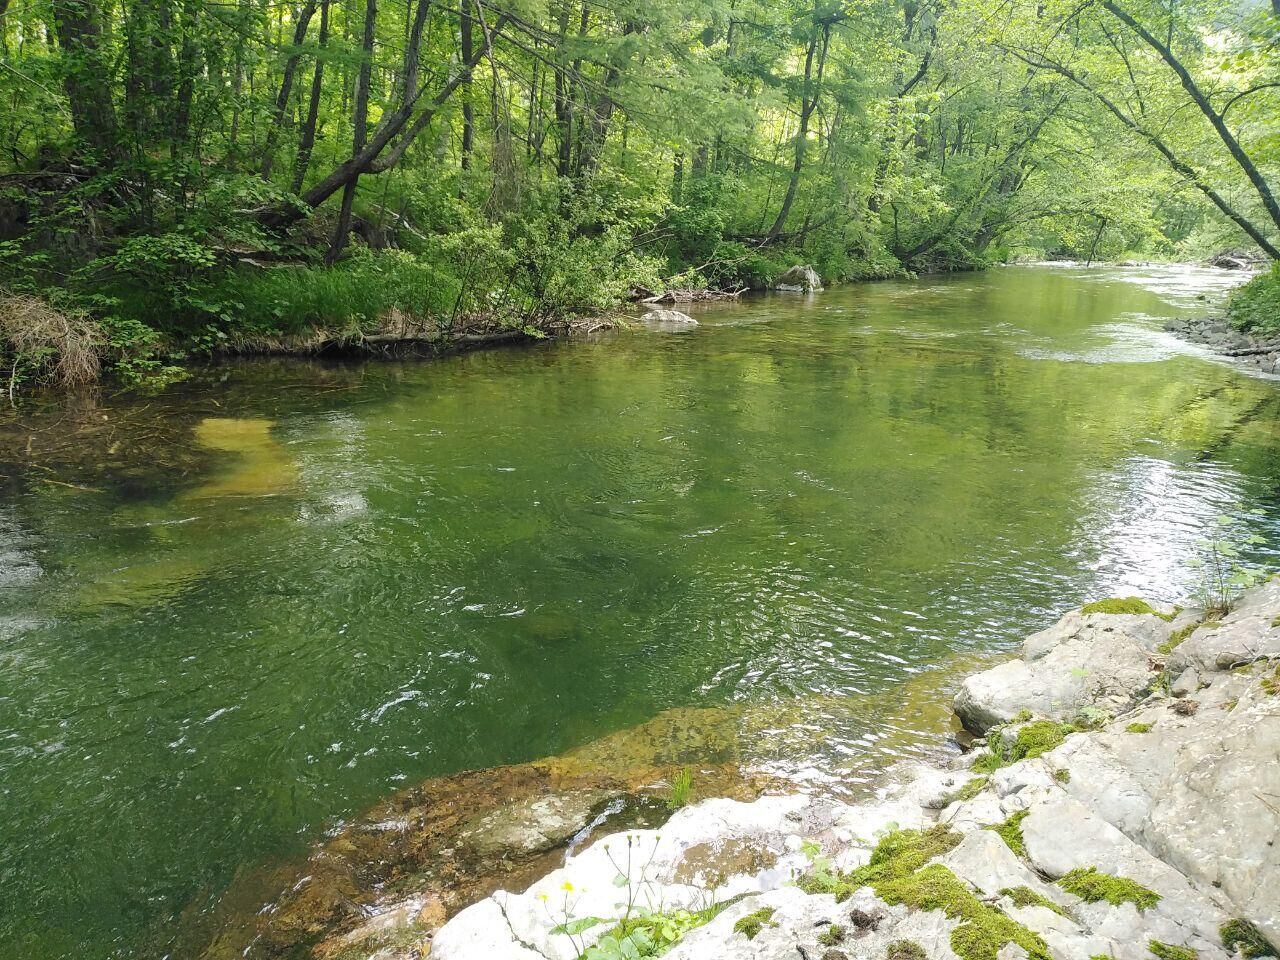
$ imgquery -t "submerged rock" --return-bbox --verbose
[774,265,824,292]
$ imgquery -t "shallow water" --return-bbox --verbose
[2,265,1279,959]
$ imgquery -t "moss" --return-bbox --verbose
[1221,918,1279,957]
[1126,722,1153,733]
[734,907,776,940]
[1149,941,1198,960]
[946,776,990,805]
[1012,709,1033,723]
[1082,597,1165,618]
[878,864,1051,960]
[817,924,846,946]
[999,886,1067,916]
[1073,706,1112,730]
[888,942,928,960]
[1271,614,1280,628]
[1057,867,1161,911]
[1054,768,1071,784]
[988,810,1030,858]
[1262,663,1280,697]
[973,720,1076,772]
[799,826,1049,960]
[1159,621,1201,655]
[1011,721,1074,760]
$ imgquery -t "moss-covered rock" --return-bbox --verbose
[733,907,775,940]
[1081,597,1162,617]
[1057,867,1160,911]
[1221,918,1278,957]
[999,886,1066,916]
[800,827,1049,960]
[988,810,1030,858]
[1149,940,1197,960]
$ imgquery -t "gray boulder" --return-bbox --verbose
[953,606,1178,732]
[774,265,823,292]
[641,309,699,329]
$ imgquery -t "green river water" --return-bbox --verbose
[2,265,1279,959]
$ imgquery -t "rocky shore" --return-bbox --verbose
[1163,315,1280,376]
[215,583,1280,960]
[415,585,1280,960]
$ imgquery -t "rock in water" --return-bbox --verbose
[641,309,699,329]
[774,265,823,292]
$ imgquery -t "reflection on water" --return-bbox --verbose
[1,265,1279,960]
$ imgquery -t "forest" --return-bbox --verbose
[0,0,1277,387]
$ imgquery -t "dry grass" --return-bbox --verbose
[0,293,101,388]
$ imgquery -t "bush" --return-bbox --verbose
[1228,263,1280,334]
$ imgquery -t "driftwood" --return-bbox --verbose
[637,287,744,305]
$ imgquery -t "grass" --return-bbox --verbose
[1228,263,1280,334]
[1263,663,1280,697]
[817,924,845,946]
[666,767,694,810]
[1057,867,1160,910]
[0,292,101,387]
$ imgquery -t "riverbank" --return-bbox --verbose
[301,583,1280,960]
[1163,315,1280,376]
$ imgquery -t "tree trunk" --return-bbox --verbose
[50,0,119,162]
[262,0,319,179]
[459,0,474,171]
[327,0,377,264]
[767,23,829,241]
[291,0,330,193]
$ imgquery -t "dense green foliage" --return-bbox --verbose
[1229,265,1280,334]
[0,0,1277,386]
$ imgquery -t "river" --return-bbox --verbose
[1,264,1278,959]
